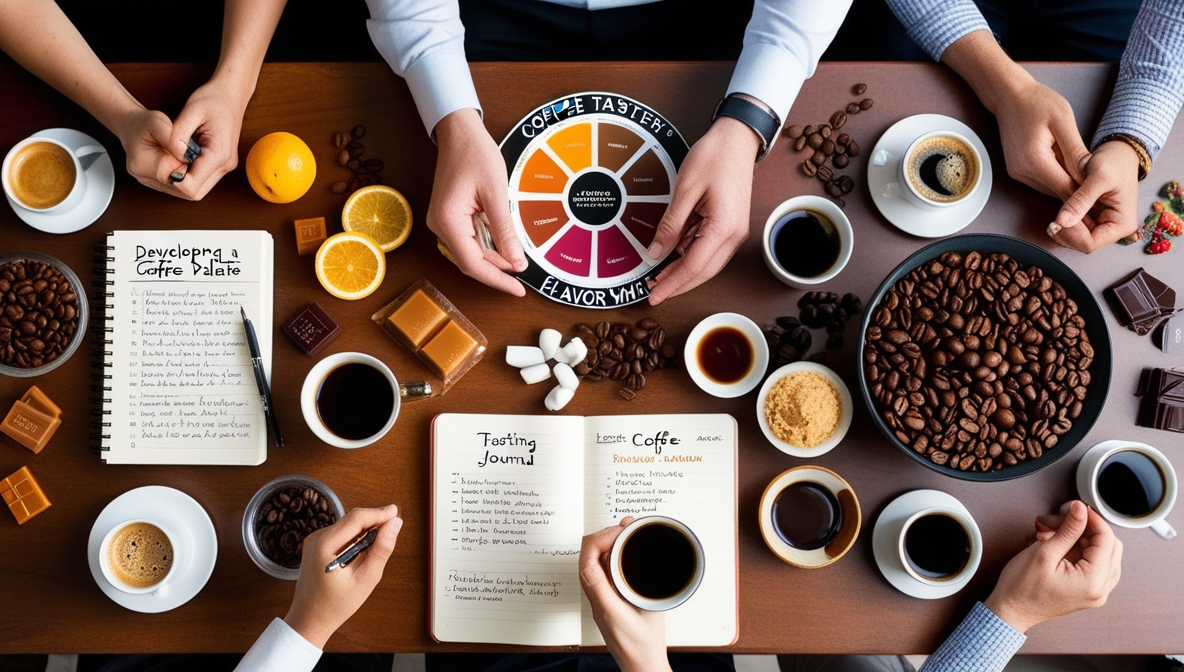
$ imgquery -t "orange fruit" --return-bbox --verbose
[314,232,385,300]
[341,185,413,252]
[245,132,316,203]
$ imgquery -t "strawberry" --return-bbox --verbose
[1145,238,1172,255]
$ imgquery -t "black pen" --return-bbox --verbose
[240,306,284,448]
[326,527,379,573]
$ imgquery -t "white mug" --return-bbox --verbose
[301,352,404,449]
[1076,440,1177,540]
[609,516,706,611]
[898,131,983,210]
[761,195,854,289]
[99,519,178,598]
[897,506,982,586]
[2,135,102,214]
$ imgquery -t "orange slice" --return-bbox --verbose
[341,185,412,252]
[314,232,386,300]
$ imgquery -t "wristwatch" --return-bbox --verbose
[712,95,780,162]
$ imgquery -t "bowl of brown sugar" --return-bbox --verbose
[757,362,853,457]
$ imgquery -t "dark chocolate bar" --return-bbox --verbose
[1136,367,1184,433]
[1106,268,1176,335]
[283,303,340,356]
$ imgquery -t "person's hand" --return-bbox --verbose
[165,76,251,200]
[113,108,190,197]
[1046,141,1141,253]
[983,501,1123,634]
[283,505,404,649]
[645,116,759,305]
[992,78,1091,200]
[580,518,672,672]
[429,108,528,296]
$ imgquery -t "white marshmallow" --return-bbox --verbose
[553,362,579,390]
[544,385,575,411]
[506,345,545,368]
[560,337,588,366]
[539,329,562,361]
[519,362,552,385]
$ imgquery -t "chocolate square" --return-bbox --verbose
[1106,268,1176,335]
[283,303,340,356]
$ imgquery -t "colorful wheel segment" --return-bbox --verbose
[500,93,689,309]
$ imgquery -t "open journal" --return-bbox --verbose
[431,413,738,647]
[96,230,274,465]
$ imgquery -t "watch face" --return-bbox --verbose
[500,92,689,309]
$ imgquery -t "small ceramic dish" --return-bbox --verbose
[757,362,853,457]
[759,466,861,569]
[683,312,769,398]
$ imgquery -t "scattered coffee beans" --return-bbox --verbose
[782,85,873,207]
[863,251,1094,472]
[573,319,678,400]
[256,485,339,568]
[763,292,863,368]
[329,124,386,196]
[0,259,80,369]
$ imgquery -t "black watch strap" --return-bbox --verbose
[712,95,780,162]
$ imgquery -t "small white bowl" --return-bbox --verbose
[761,195,854,288]
[757,362,853,457]
[684,313,769,398]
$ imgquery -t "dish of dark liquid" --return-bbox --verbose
[903,513,970,579]
[620,523,698,600]
[1098,450,1165,517]
[316,362,395,441]
[770,210,840,278]
[772,481,842,551]
[697,326,754,384]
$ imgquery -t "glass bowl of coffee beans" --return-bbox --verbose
[0,252,88,377]
[242,475,344,579]
[858,234,1112,481]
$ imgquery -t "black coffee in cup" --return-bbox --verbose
[903,512,971,580]
[316,362,395,440]
[1098,450,1165,517]
[619,522,698,600]
[770,210,840,278]
[771,481,842,551]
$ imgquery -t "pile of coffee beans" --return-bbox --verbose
[329,125,385,195]
[255,485,339,568]
[863,251,1095,472]
[572,319,678,400]
[0,259,80,369]
[763,292,862,367]
[783,83,873,207]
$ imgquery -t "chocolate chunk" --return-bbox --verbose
[1106,268,1176,335]
[283,303,341,356]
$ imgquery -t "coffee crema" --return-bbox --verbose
[8,141,75,209]
[107,522,173,589]
[906,135,978,204]
[903,512,971,580]
[619,522,698,600]
[316,362,396,441]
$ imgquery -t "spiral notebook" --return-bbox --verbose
[94,230,274,465]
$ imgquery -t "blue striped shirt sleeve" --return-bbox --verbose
[1091,0,1184,161]
[919,602,1027,672]
[882,0,990,61]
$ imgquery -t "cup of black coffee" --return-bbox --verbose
[898,131,982,210]
[897,507,981,585]
[609,516,705,611]
[759,466,861,568]
[761,196,854,289]
[1076,440,1177,540]
[301,352,422,448]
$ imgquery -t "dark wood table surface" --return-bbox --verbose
[0,62,1181,655]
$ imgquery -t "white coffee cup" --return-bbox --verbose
[609,516,705,611]
[761,195,853,288]
[1076,440,1177,540]
[898,131,982,210]
[897,506,982,586]
[301,352,404,449]
[99,519,178,598]
[2,135,101,214]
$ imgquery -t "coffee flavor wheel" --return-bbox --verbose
[499,92,689,309]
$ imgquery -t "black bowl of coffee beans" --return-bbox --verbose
[0,253,88,377]
[858,234,1111,481]
[242,475,344,579]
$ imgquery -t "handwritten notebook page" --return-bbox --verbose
[431,413,587,645]
[580,414,738,647]
[103,230,273,465]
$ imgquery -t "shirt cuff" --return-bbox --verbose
[888,0,990,61]
[1091,64,1184,161]
[726,41,809,145]
[920,602,1026,672]
[234,618,323,672]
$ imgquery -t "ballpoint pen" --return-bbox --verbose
[326,527,379,572]
[241,306,284,448]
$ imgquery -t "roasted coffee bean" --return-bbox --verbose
[808,133,824,149]
[853,83,867,95]
[859,98,874,110]
[846,102,861,115]
[330,181,349,194]
[255,485,339,568]
[846,140,860,157]
[0,260,81,369]
[334,131,348,148]
[337,149,350,166]
[794,136,807,151]
[833,154,849,168]
[351,125,367,139]
[802,160,818,177]
[830,111,847,129]
[785,125,804,138]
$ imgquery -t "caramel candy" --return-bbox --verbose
[421,320,478,377]
[2,400,61,453]
[389,289,449,347]
[20,385,61,418]
[294,217,328,256]
[2,466,51,524]
[283,302,340,356]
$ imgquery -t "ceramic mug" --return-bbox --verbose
[98,519,180,598]
[897,131,983,210]
[609,516,705,611]
[301,352,405,449]
[2,135,102,214]
[897,505,982,587]
[1076,440,1177,540]
[761,195,854,288]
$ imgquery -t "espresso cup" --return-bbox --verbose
[759,465,861,569]
[762,195,853,288]
[1076,440,1177,540]
[301,352,409,449]
[898,131,982,210]
[98,519,179,597]
[897,506,981,586]
[609,516,705,611]
[2,135,100,213]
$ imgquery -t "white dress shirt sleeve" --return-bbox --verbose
[726,0,853,139]
[364,0,481,137]
[233,618,323,672]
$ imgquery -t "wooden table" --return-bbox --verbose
[0,62,1181,655]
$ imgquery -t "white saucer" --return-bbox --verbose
[872,489,978,599]
[6,128,115,234]
[87,486,217,613]
[867,114,993,238]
